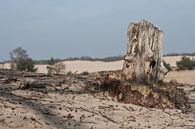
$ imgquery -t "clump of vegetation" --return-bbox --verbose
[16,58,37,72]
[67,71,73,76]
[163,60,172,71]
[54,62,66,74]
[48,57,56,65]
[47,57,66,75]
[80,71,89,75]
[9,47,37,72]
[47,57,55,75]
[176,56,195,70]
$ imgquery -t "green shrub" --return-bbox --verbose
[176,56,195,70]
[16,58,37,72]
[67,71,73,76]
[163,61,172,71]
[80,71,89,75]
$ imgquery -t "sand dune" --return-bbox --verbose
[34,60,123,74]
[1,56,194,74]
[33,56,193,74]
[165,70,195,85]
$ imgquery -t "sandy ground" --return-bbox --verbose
[0,72,195,129]
[165,70,195,85]
[1,90,195,129]
[0,63,10,69]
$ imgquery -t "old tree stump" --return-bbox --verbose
[99,20,191,112]
[123,20,167,84]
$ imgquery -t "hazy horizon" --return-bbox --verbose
[1,0,195,61]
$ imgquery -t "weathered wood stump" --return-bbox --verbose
[93,20,191,112]
[123,20,168,84]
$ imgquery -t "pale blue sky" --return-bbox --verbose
[0,0,195,61]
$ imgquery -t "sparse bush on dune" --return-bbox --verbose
[47,58,66,75]
[176,56,195,70]
[54,62,66,74]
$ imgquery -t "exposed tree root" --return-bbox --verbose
[97,71,191,113]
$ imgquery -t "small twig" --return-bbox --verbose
[31,117,43,125]
[80,107,99,116]
[80,107,120,124]
[122,106,135,111]
[100,113,120,124]
[82,121,96,124]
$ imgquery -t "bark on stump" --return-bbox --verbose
[123,20,168,84]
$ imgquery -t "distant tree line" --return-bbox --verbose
[33,55,124,65]
[2,52,195,65]
[164,52,195,57]
[26,52,195,65]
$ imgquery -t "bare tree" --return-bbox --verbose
[9,47,36,72]
[10,47,28,62]
[10,47,29,69]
